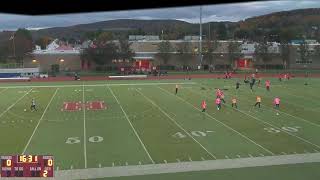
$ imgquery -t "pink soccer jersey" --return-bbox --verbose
[216,98,221,104]
[274,98,280,105]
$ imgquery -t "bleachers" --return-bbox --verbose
[0,68,39,80]
[0,73,21,78]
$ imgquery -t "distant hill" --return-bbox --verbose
[2,8,320,43]
[31,19,199,40]
[237,8,320,41]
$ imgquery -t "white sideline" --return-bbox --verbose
[0,82,196,89]
[107,86,155,164]
[51,153,320,179]
[22,88,59,154]
[108,75,147,78]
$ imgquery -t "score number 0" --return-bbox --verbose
[43,159,53,177]
[5,159,12,166]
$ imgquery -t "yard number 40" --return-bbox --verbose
[66,136,104,144]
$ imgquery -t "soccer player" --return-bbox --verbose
[175,84,179,95]
[250,77,256,91]
[216,88,222,98]
[30,98,37,111]
[278,73,282,82]
[274,97,280,110]
[236,81,240,90]
[231,97,237,108]
[201,100,207,112]
[265,80,271,91]
[215,97,221,110]
[220,91,226,103]
[258,77,262,87]
[254,96,262,108]
[244,74,249,84]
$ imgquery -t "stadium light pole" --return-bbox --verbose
[199,6,203,70]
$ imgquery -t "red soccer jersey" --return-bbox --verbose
[265,80,270,87]
[201,101,207,109]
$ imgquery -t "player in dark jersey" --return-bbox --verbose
[30,98,37,111]
[236,81,240,90]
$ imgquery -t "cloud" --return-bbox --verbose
[0,0,320,30]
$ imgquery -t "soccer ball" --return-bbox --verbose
[24,109,27,112]
[276,113,279,116]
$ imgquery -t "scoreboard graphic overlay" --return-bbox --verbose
[1,155,54,177]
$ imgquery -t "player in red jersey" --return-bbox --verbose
[278,73,282,82]
[201,100,207,112]
[265,80,271,91]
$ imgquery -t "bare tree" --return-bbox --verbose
[157,40,173,65]
[254,38,272,71]
[176,42,192,69]
[280,42,290,69]
[203,39,219,72]
[227,41,243,70]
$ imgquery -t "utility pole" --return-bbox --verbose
[10,33,16,57]
[209,22,211,41]
[199,6,203,69]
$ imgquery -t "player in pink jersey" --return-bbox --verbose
[215,97,221,110]
[216,88,222,98]
[274,97,281,115]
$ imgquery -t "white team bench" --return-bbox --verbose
[108,75,148,79]
[0,77,30,80]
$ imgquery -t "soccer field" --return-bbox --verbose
[0,77,320,178]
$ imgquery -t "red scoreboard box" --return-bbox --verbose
[1,155,54,177]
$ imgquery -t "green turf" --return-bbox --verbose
[0,77,319,178]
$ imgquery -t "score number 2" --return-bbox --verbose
[43,170,48,177]
[42,159,53,177]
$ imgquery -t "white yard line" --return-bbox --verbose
[107,85,155,164]
[158,86,275,155]
[0,82,196,89]
[83,84,87,169]
[255,87,320,127]
[0,88,32,119]
[235,104,320,149]
[54,153,320,179]
[22,88,59,154]
[188,85,320,150]
[0,88,7,95]
[135,88,217,159]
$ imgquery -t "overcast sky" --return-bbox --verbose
[0,0,320,31]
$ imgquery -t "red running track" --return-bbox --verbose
[0,73,319,83]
